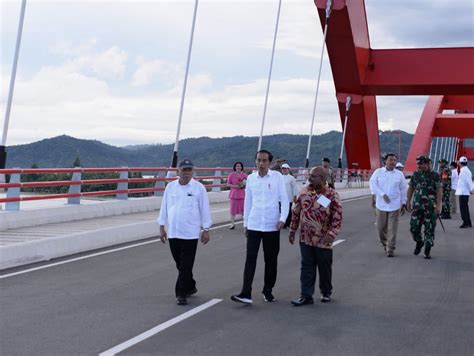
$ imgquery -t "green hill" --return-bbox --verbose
[6,131,414,168]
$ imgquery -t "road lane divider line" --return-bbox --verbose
[99,298,223,356]
[333,239,345,246]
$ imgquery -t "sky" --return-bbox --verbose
[1,0,473,147]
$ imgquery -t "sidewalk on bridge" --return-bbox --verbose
[0,187,371,270]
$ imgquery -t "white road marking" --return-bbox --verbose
[0,223,241,279]
[99,298,223,356]
[333,239,345,246]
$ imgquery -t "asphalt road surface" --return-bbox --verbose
[1,197,473,356]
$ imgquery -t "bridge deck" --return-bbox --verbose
[1,197,473,355]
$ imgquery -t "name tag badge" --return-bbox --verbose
[317,195,331,208]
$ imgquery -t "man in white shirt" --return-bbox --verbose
[231,150,289,304]
[158,159,212,305]
[455,156,473,228]
[449,161,458,215]
[369,153,407,257]
[281,163,298,228]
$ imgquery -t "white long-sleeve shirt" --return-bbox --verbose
[369,167,407,212]
[451,168,458,190]
[455,166,473,196]
[244,170,289,231]
[158,179,212,239]
[282,174,298,203]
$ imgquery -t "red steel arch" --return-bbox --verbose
[313,0,474,170]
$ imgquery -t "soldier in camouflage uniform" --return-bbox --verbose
[406,156,443,259]
[438,158,451,219]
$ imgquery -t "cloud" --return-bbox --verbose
[366,0,474,48]
[49,40,128,79]
[1,0,471,147]
[131,58,182,87]
[0,53,430,147]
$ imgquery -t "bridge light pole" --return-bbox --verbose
[170,0,199,168]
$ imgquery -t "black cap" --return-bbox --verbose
[416,155,430,164]
[178,159,194,168]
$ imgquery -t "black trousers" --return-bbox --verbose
[299,243,333,298]
[459,195,472,227]
[284,203,293,228]
[241,230,280,296]
[169,238,198,297]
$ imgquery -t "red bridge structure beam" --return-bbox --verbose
[404,95,474,171]
[313,0,474,170]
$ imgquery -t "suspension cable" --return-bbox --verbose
[304,0,332,168]
[257,0,282,151]
[170,0,199,168]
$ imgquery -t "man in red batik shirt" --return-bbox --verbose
[289,166,343,306]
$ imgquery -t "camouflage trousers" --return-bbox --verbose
[441,187,451,217]
[410,208,437,247]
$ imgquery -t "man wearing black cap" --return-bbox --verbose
[406,156,442,259]
[322,158,335,189]
[438,158,452,219]
[158,159,212,305]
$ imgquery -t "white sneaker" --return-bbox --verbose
[231,294,252,304]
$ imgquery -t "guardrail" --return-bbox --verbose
[0,167,376,211]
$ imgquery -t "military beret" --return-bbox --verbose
[438,158,448,164]
[416,155,430,164]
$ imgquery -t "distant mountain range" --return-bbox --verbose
[5,131,414,168]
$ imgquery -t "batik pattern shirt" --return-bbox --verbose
[290,186,343,249]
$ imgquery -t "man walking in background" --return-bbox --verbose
[369,153,407,257]
[158,159,212,305]
[281,163,298,228]
[231,149,289,305]
[438,158,452,219]
[450,161,459,215]
[456,156,473,228]
[322,157,335,189]
[407,156,442,259]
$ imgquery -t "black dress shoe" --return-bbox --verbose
[460,224,472,228]
[414,241,424,255]
[291,296,314,306]
[176,296,187,305]
[320,295,331,303]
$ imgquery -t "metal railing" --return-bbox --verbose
[0,166,376,211]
